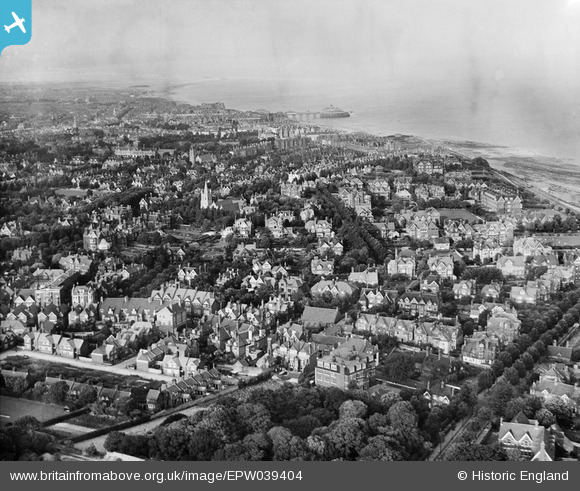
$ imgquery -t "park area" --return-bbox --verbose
[0,395,66,427]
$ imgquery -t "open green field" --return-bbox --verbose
[0,395,65,426]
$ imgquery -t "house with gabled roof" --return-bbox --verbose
[423,381,461,407]
[305,219,333,239]
[272,340,317,372]
[36,333,63,355]
[546,344,574,363]
[421,274,441,293]
[473,238,503,262]
[481,282,502,301]
[358,288,397,312]
[56,337,90,359]
[311,257,334,276]
[529,379,580,414]
[91,339,121,364]
[461,332,500,366]
[486,309,521,343]
[453,279,476,299]
[348,267,379,287]
[510,281,542,305]
[498,414,555,461]
[150,284,217,317]
[513,237,553,258]
[311,280,359,298]
[355,313,395,334]
[301,306,342,331]
[387,249,416,278]
[398,292,440,317]
[23,331,40,351]
[146,388,164,412]
[427,255,455,279]
[497,255,526,278]
[414,319,461,354]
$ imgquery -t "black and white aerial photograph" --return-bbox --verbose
[1,0,580,465]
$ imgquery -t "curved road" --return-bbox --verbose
[74,405,209,453]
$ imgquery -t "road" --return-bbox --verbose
[50,422,94,435]
[491,168,580,214]
[0,349,175,383]
[427,384,495,461]
[73,380,276,454]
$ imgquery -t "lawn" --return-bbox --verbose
[0,395,66,426]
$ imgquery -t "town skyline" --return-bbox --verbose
[1,0,580,464]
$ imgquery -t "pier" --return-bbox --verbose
[286,111,321,121]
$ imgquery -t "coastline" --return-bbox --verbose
[156,81,580,213]
[429,139,580,213]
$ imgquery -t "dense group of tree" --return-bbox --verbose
[477,290,580,417]
[0,416,54,461]
[104,383,478,461]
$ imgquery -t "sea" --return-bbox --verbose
[169,76,580,166]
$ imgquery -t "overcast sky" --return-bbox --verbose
[0,0,579,88]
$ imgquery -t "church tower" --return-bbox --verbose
[189,147,196,164]
[200,180,211,209]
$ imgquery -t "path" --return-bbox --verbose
[0,349,175,383]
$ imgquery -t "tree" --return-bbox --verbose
[387,400,417,429]
[283,415,322,439]
[236,403,272,435]
[267,426,307,461]
[382,352,416,382]
[535,409,556,427]
[338,400,368,420]
[513,359,527,378]
[46,381,69,404]
[14,416,41,430]
[522,396,543,418]
[517,334,532,352]
[150,422,193,460]
[526,346,540,362]
[188,428,222,460]
[5,376,28,395]
[478,370,495,391]
[456,386,478,410]
[323,417,367,460]
[358,435,404,461]
[489,381,516,416]
[504,397,526,421]
[498,351,513,368]
[544,399,574,428]
[84,443,103,458]
[503,367,520,386]
[490,360,504,378]
[218,432,271,461]
[31,381,48,399]
[379,392,402,410]
[445,443,507,461]
[461,319,476,337]
[519,352,533,371]
[76,384,98,407]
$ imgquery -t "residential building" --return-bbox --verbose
[397,292,440,317]
[498,414,555,461]
[315,338,379,390]
[513,237,553,258]
[497,255,526,278]
[461,332,500,366]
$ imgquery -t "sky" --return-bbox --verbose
[0,0,579,89]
